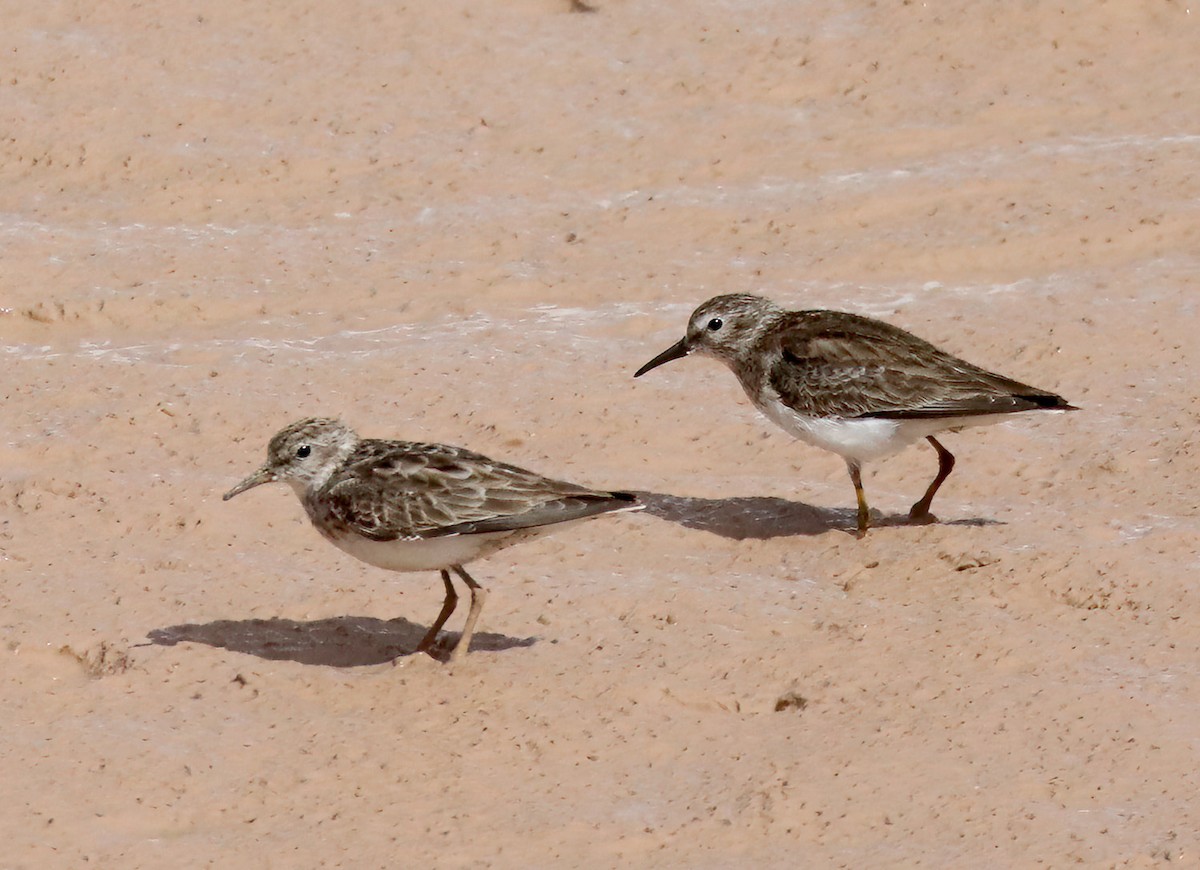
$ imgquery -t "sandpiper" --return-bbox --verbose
[634,293,1076,535]
[224,418,641,662]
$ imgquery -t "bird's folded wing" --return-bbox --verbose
[316,443,637,542]
[426,492,639,537]
[769,317,1068,418]
[858,393,1071,418]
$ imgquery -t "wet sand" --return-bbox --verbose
[3,1,1200,865]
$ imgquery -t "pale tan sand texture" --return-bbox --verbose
[3,1,1200,866]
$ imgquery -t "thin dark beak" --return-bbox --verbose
[223,466,276,501]
[634,337,690,378]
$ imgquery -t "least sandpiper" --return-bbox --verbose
[635,294,1076,535]
[224,418,642,662]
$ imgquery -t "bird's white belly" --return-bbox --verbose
[325,531,516,573]
[756,395,1001,463]
[771,411,911,462]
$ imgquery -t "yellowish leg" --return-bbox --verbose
[847,460,870,537]
[449,565,488,664]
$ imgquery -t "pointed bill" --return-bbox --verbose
[634,337,690,378]
[223,466,276,501]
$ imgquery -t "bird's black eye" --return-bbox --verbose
[707,317,724,332]
[296,445,312,459]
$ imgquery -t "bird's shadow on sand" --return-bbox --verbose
[634,491,998,540]
[146,494,993,666]
[145,616,536,667]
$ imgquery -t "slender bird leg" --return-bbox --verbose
[449,565,488,664]
[909,435,956,524]
[415,569,458,655]
[847,459,870,537]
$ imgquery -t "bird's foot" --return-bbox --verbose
[907,505,939,525]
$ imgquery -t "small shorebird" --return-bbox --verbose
[224,418,641,662]
[634,294,1076,535]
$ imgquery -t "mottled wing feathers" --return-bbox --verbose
[309,440,637,542]
[765,310,1074,419]
[429,492,639,537]
[861,392,1073,419]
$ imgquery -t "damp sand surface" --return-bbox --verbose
[3,2,1200,866]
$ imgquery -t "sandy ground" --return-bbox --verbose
[3,0,1200,866]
